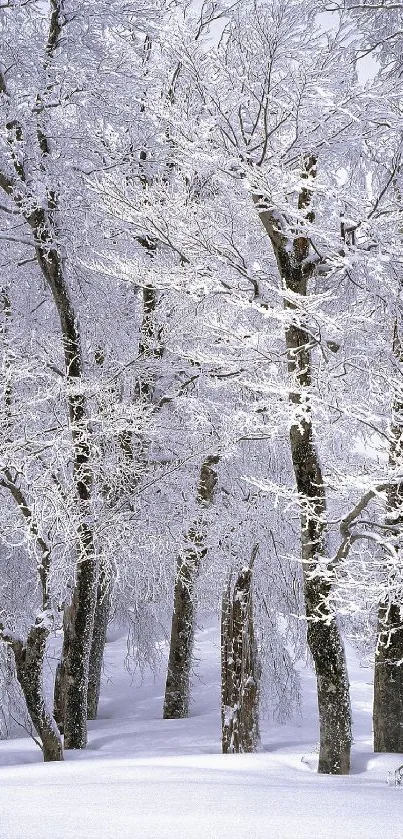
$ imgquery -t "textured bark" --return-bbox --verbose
[373,321,403,752]
[162,553,198,719]
[163,455,219,719]
[1,4,97,750]
[87,567,112,720]
[12,625,63,762]
[253,159,352,774]
[286,316,351,775]
[30,214,97,749]
[53,659,64,733]
[0,463,62,760]
[56,538,97,749]
[221,562,260,754]
[373,603,403,752]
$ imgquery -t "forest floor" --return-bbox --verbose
[0,618,402,838]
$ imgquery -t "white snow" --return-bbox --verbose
[0,620,402,839]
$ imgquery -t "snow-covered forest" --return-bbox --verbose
[1,0,403,834]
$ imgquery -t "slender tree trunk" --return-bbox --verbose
[373,321,403,752]
[252,158,352,774]
[32,232,97,749]
[12,625,63,761]
[163,454,219,719]
[87,566,113,720]
[221,558,260,754]
[0,5,97,750]
[1,292,61,759]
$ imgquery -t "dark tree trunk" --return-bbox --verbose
[162,552,198,719]
[373,603,403,752]
[13,625,63,762]
[0,470,62,760]
[287,317,351,775]
[87,567,112,720]
[252,159,352,774]
[163,455,219,719]
[56,547,97,749]
[0,6,97,750]
[373,320,403,752]
[221,561,260,754]
[30,211,98,750]
[53,659,64,734]
[17,210,98,750]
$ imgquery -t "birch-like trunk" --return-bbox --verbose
[221,561,260,754]
[163,455,219,719]
[252,159,352,774]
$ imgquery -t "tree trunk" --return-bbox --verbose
[22,213,97,750]
[373,320,403,752]
[163,454,219,719]
[56,547,97,749]
[287,318,352,775]
[0,7,97,750]
[221,560,260,754]
[53,659,64,734]
[253,159,352,774]
[373,603,403,752]
[13,625,63,762]
[87,566,112,720]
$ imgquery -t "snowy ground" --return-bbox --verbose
[1,620,403,839]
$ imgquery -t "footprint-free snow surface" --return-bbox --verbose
[0,619,402,839]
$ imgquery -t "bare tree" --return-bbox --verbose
[0,1,98,748]
[253,159,352,773]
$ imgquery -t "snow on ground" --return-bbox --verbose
[0,619,402,839]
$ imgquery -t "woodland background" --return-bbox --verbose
[0,0,403,778]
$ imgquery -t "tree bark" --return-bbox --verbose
[221,559,260,754]
[373,603,403,752]
[12,625,63,761]
[163,454,219,719]
[36,235,97,748]
[28,211,98,749]
[373,321,403,752]
[286,316,351,775]
[87,565,113,720]
[253,159,352,774]
[0,3,98,750]
[0,470,62,760]
[55,537,97,749]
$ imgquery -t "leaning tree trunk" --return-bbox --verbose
[221,560,260,754]
[252,158,352,774]
[0,294,62,760]
[12,624,63,761]
[163,454,219,719]
[373,321,403,752]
